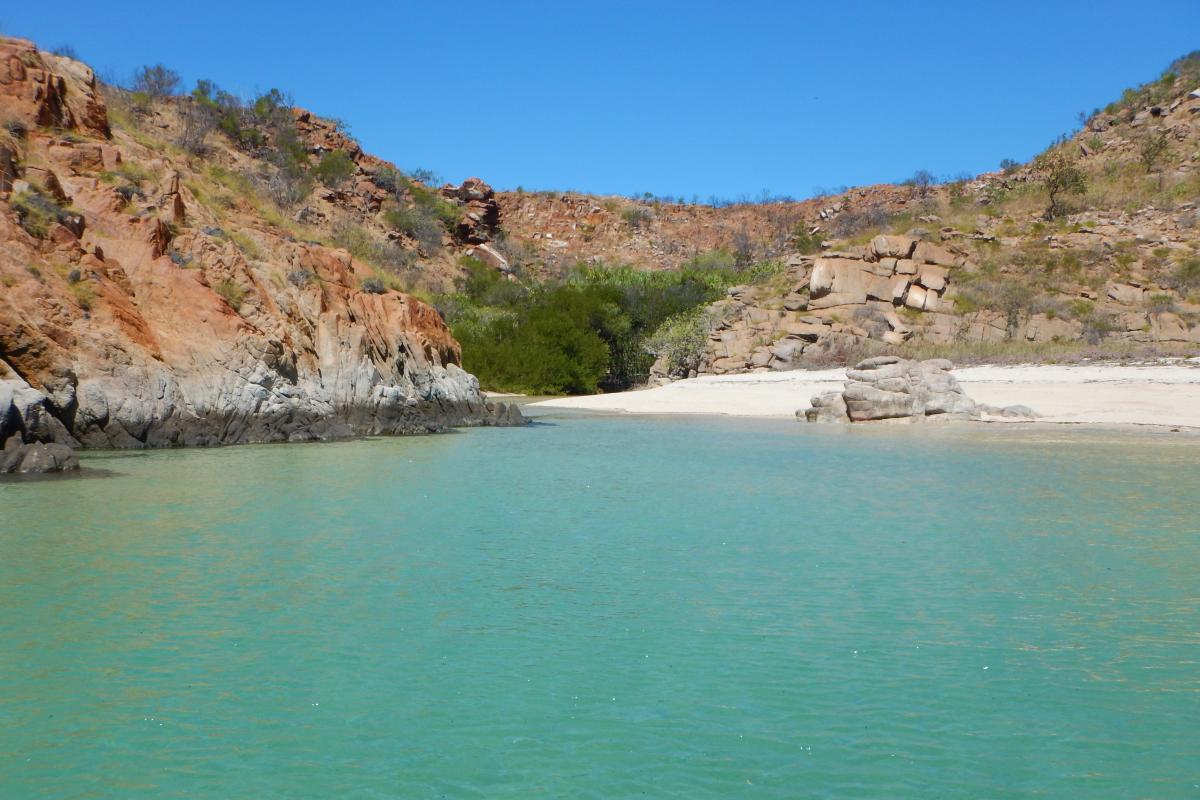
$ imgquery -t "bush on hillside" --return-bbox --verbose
[330,220,415,273]
[1034,149,1087,218]
[903,169,937,196]
[408,167,442,185]
[644,306,720,378]
[384,206,445,253]
[621,206,654,229]
[831,205,890,238]
[791,224,823,254]
[214,280,245,310]
[132,64,180,100]
[313,150,356,188]
[1164,258,1200,293]
[11,190,73,239]
[1140,130,1169,174]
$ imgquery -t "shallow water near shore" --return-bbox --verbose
[1,414,1198,798]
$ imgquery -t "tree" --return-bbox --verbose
[1140,130,1168,174]
[905,169,937,196]
[1034,149,1087,218]
[131,64,180,100]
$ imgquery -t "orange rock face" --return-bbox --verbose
[0,39,521,449]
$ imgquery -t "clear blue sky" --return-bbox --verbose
[4,1,1197,199]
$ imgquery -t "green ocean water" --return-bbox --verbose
[1,413,1197,799]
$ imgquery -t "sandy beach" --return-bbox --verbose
[530,362,1200,429]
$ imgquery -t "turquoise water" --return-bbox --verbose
[1,413,1198,798]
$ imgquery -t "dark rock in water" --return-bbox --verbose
[484,401,528,426]
[1,434,79,474]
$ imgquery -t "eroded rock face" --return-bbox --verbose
[1,250,526,449]
[0,43,524,452]
[0,38,109,137]
[802,357,981,423]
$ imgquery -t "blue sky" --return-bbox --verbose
[4,1,1198,199]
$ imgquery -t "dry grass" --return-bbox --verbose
[896,337,1197,365]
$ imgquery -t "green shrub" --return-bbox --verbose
[408,181,460,228]
[644,307,718,377]
[684,249,737,273]
[1166,258,1200,292]
[11,190,72,239]
[330,221,414,272]
[360,277,387,294]
[1034,149,1087,218]
[1081,310,1116,344]
[70,281,96,311]
[384,206,445,252]
[313,149,356,188]
[1068,298,1096,319]
[1140,131,1169,174]
[229,231,262,260]
[454,289,615,395]
[371,166,402,195]
[214,280,245,310]
[790,225,823,255]
[1146,293,1177,313]
[445,262,744,393]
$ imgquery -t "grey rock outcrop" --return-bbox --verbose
[1,379,79,473]
[802,357,986,423]
[2,435,79,473]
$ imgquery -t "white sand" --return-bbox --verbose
[530,362,1200,429]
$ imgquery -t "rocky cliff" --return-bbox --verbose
[489,59,1200,378]
[0,37,522,459]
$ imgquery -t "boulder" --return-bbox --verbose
[802,357,992,423]
[916,264,948,292]
[1,434,79,474]
[470,242,511,273]
[802,391,849,423]
[843,382,917,421]
[1106,282,1144,305]
[912,241,958,267]
[869,235,917,260]
[809,258,872,308]
[782,293,809,311]
[904,284,929,310]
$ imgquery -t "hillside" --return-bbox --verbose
[485,55,1200,382]
[0,37,522,463]
[3,36,1200,443]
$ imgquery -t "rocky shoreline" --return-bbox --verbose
[0,39,525,474]
[1,370,525,474]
